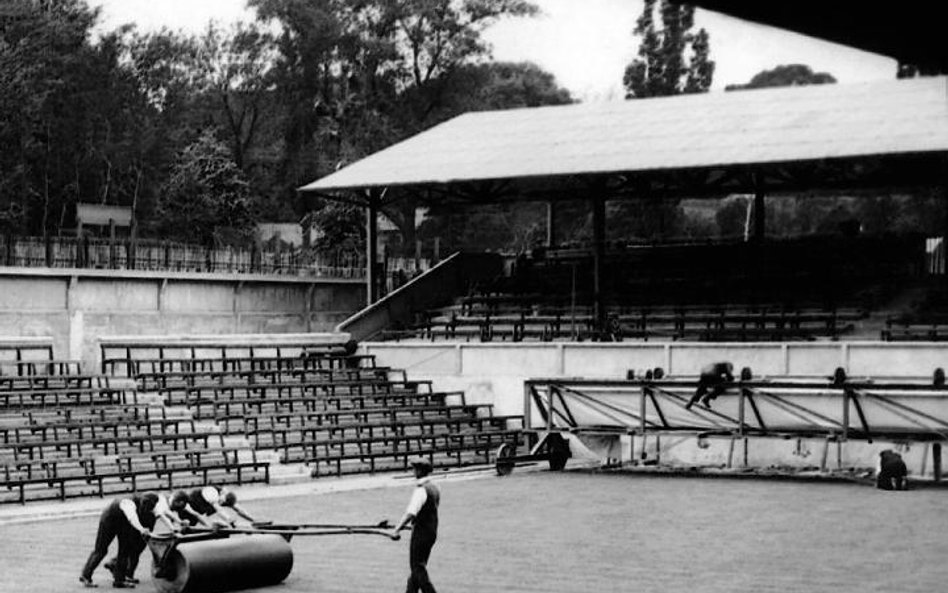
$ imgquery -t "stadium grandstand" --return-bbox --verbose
[4,5,948,592]
[4,76,948,510]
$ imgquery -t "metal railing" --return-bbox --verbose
[0,235,366,278]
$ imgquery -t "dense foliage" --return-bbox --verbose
[0,0,570,252]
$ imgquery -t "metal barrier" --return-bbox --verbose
[524,370,948,443]
[0,235,365,278]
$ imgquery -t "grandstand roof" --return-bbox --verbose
[300,76,948,204]
[678,0,948,75]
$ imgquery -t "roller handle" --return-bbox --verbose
[184,525,398,539]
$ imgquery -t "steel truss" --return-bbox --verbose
[524,371,948,446]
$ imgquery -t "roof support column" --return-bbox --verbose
[546,200,556,248]
[592,194,606,335]
[943,158,948,286]
[751,175,767,302]
[365,190,382,305]
[752,189,766,244]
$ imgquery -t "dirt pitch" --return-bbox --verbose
[1,470,946,593]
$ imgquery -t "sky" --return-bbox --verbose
[88,0,898,102]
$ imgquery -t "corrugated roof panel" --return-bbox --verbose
[301,76,948,192]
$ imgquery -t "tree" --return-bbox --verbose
[725,64,836,91]
[622,0,714,99]
[426,60,572,116]
[614,0,714,241]
[157,131,256,246]
[248,0,539,197]
[0,0,157,236]
[193,24,278,173]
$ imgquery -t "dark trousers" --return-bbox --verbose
[405,531,437,593]
[106,537,146,579]
[80,513,137,582]
[687,382,725,407]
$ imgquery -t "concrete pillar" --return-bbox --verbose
[546,200,556,248]
[233,281,243,332]
[67,276,82,361]
[305,284,315,332]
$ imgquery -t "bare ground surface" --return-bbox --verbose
[1,470,946,593]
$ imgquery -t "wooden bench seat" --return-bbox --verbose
[882,321,948,341]
[216,396,468,433]
[102,344,371,376]
[0,430,223,461]
[0,373,102,391]
[1,405,165,426]
[0,417,195,445]
[1,455,269,504]
[118,354,365,375]
[0,359,83,378]
[245,412,521,450]
[304,429,522,476]
[135,365,394,391]
[213,401,491,429]
[166,379,433,407]
[0,387,133,409]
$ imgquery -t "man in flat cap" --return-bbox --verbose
[391,457,440,593]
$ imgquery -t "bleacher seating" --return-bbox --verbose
[882,311,948,341]
[384,301,866,343]
[103,340,523,480]
[0,361,269,504]
[375,233,921,343]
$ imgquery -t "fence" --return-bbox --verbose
[0,235,366,278]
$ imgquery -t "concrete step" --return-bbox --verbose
[159,405,194,420]
[222,435,251,448]
[267,457,312,485]
[135,392,166,406]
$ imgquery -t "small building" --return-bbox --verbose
[75,204,133,238]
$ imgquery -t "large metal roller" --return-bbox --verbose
[151,534,293,593]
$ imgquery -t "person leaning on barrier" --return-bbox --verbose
[79,492,158,588]
[390,457,441,593]
[685,361,735,410]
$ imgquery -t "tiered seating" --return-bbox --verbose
[379,233,921,343]
[119,342,523,478]
[385,299,865,342]
[882,313,948,341]
[0,364,268,504]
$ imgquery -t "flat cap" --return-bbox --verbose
[409,457,433,471]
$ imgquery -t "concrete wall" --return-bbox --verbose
[0,267,365,368]
[363,341,948,417]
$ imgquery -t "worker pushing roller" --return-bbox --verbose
[178,485,256,527]
[90,484,398,593]
[79,492,159,588]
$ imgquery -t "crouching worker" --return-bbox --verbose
[876,450,908,491]
[181,485,256,528]
[103,490,190,585]
[79,492,158,588]
[685,361,734,410]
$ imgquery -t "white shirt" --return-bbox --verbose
[201,486,220,505]
[405,477,431,516]
[155,494,170,516]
